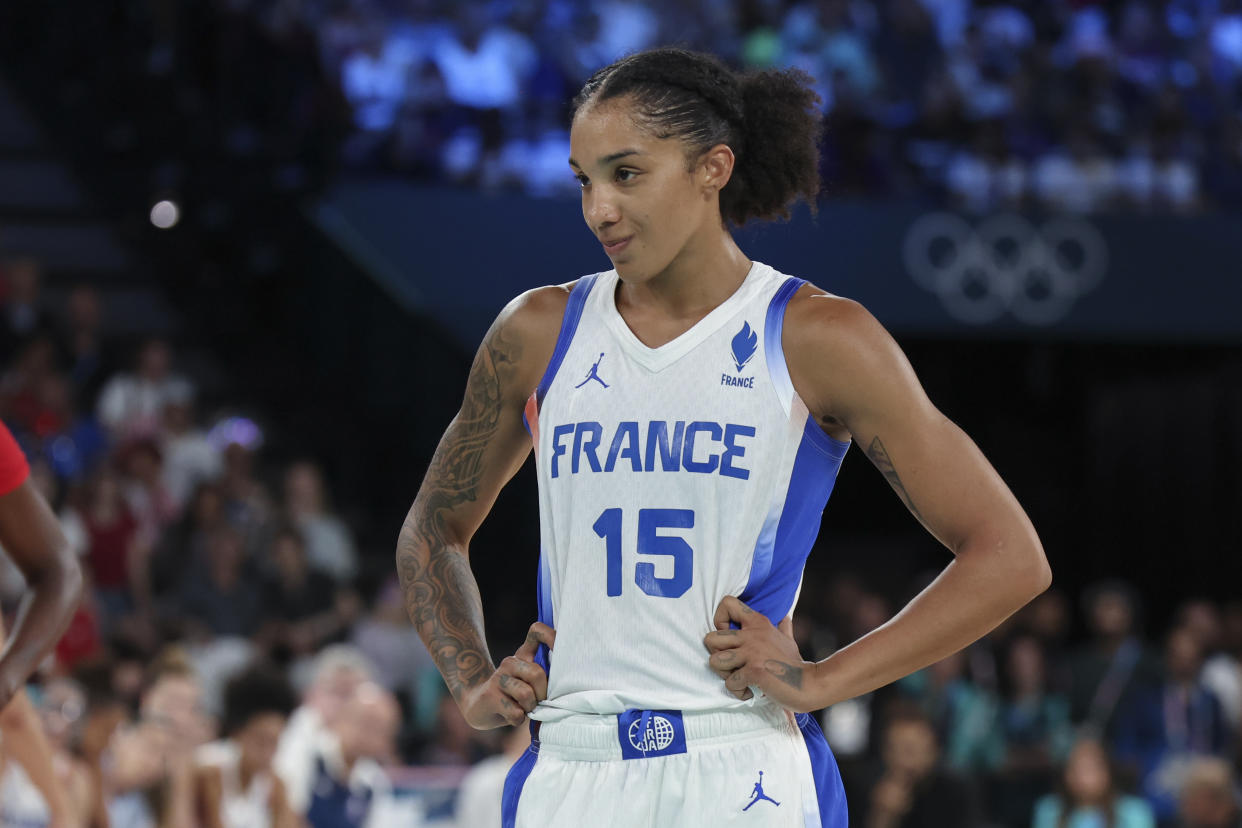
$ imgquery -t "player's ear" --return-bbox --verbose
[698,144,735,196]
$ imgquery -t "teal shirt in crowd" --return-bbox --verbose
[1031,794,1156,828]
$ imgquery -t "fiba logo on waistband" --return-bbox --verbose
[628,715,677,752]
[902,213,1109,325]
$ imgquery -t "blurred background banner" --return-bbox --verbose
[0,0,1240,826]
[314,181,1242,344]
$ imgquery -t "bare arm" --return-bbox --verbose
[395,288,564,728]
[708,291,1050,710]
[0,615,79,826]
[0,479,83,706]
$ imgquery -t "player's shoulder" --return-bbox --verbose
[781,281,889,355]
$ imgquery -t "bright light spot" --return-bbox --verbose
[150,200,180,229]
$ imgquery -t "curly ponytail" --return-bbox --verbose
[573,48,822,226]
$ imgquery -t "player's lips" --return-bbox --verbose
[601,235,633,255]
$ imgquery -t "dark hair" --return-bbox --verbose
[572,48,822,227]
[221,663,297,737]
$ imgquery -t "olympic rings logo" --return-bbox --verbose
[902,213,1109,325]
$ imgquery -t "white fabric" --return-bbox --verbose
[195,740,273,828]
[454,754,512,828]
[514,704,821,827]
[0,761,49,828]
[529,262,846,721]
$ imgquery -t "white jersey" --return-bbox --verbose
[524,262,849,720]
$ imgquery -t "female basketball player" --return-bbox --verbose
[396,48,1050,826]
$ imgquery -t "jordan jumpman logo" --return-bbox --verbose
[742,771,780,811]
[574,353,610,388]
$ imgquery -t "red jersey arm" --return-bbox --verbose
[0,421,30,496]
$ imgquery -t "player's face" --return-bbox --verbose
[569,98,716,283]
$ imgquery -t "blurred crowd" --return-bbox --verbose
[255,0,1242,212]
[2,251,1241,826]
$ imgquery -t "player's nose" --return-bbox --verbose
[585,189,620,231]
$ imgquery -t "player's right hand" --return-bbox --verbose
[460,622,556,729]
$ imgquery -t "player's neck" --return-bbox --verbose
[621,232,751,320]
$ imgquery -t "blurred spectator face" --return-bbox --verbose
[207,529,245,585]
[123,440,163,485]
[1007,636,1046,695]
[39,678,87,750]
[137,339,171,381]
[1178,600,1223,653]
[142,673,208,745]
[236,712,287,773]
[1064,739,1112,804]
[1166,626,1205,683]
[849,593,891,641]
[67,284,101,332]
[883,717,939,781]
[1025,589,1070,643]
[306,664,368,727]
[90,469,124,512]
[1089,588,1134,639]
[190,483,225,528]
[1179,758,1240,828]
[272,531,308,581]
[284,461,325,514]
[7,258,41,303]
[336,683,399,764]
[163,399,193,434]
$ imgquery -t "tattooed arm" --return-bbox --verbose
[396,286,567,728]
[705,289,1050,713]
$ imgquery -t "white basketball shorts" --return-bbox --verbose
[501,702,848,827]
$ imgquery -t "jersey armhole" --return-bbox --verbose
[521,274,600,436]
[763,277,806,419]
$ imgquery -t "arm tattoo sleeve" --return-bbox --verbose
[866,436,927,525]
[395,318,523,700]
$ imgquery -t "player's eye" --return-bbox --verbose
[615,168,639,183]
[575,173,590,189]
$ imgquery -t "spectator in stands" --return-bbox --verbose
[985,634,1076,827]
[1114,625,1233,823]
[1068,580,1162,739]
[282,459,357,583]
[288,680,401,828]
[220,441,273,546]
[118,438,179,552]
[1032,736,1156,828]
[193,664,299,828]
[258,524,357,665]
[845,702,983,828]
[81,467,143,628]
[1177,758,1241,828]
[179,526,262,639]
[27,373,106,483]
[274,644,375,815]
[96,338,193,440]
[159,388,222,513]
[0,257,55,358]
[896,648,996,773]
[103,648,214,827]
[57,283,114,406]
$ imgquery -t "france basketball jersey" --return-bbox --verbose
[522,261,850,719]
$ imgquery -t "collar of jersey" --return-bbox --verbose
[598,261,767,373]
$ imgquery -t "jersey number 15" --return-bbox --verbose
[593,508,693,598]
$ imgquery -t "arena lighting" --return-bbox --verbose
[149,199,180,229]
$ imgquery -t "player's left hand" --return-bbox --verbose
[704,596,820,713]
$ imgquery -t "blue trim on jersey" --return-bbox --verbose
[764,277,805,411]
[535,274,600,407]
[501,745,540,828]
[740,414,846,623]
[535,549,553,672]
[797,713,849,827]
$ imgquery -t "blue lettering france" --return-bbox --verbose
[721,374,755,389]
[551,421,756,480]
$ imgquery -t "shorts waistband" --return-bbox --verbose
[533,702,797,762]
